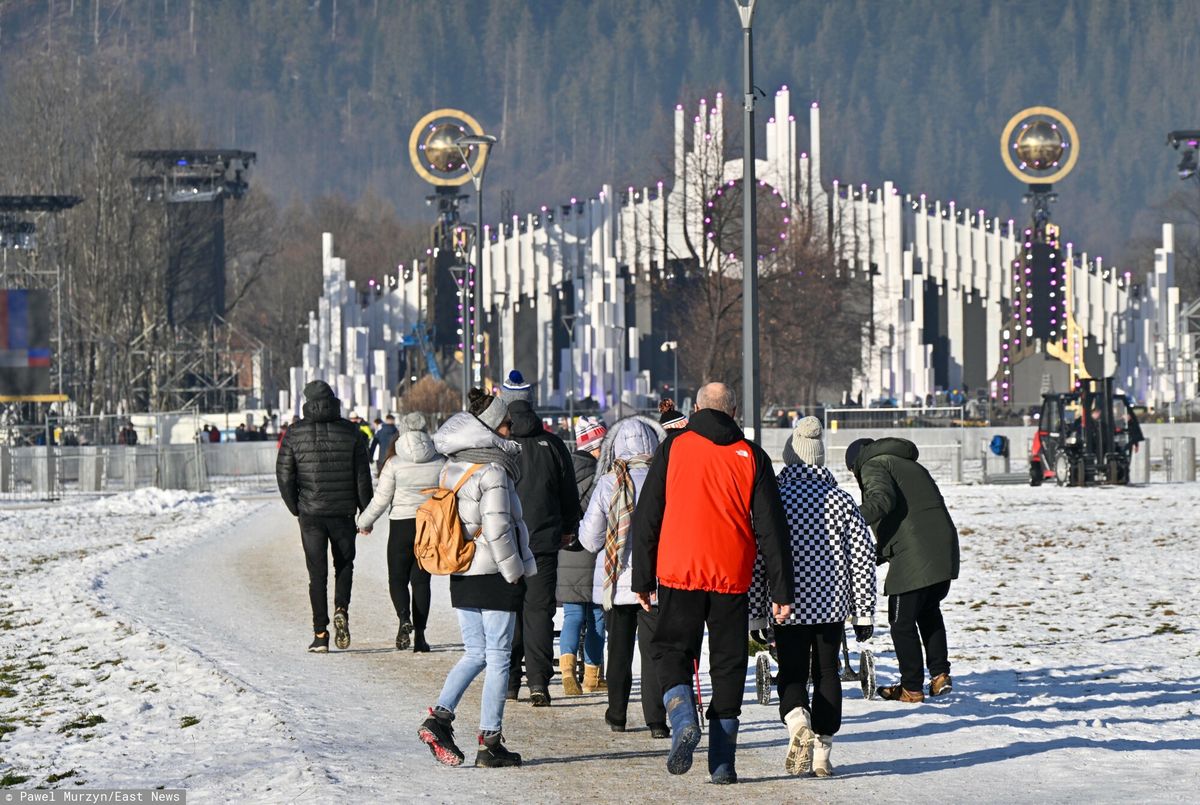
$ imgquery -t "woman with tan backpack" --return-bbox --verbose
[415,389,537,769]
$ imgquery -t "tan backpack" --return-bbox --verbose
[414,463,484,575]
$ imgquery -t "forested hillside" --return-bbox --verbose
[1,0,1198,259]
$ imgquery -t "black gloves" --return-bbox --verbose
[854,624,874,642]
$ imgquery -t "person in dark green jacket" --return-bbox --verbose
[846,437,960,702]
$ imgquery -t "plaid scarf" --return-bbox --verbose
[603,455,650,610]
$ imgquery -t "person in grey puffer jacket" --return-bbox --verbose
[578,416,668,737]
[417,390,537,771]
[357,412,445,653]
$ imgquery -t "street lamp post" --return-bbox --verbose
[660,340,679,403]
[562,312,577,431]
[449,263,468,410]
[456,133,499,392]
[736,0,761,439]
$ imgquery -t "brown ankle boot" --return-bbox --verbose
[930,673,953,697]
[560,654,582,696]
[582,664,602,693]
[877,684,925,702]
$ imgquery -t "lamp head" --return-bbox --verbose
[456,134,499,148]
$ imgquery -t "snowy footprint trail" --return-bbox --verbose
[2,485,1199,802]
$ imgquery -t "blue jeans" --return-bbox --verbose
[437,608,517,732]
[560,602,606,666]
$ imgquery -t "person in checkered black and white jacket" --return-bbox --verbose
[749,416,876,779]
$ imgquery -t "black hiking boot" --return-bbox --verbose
[417,708,464,767]
[396,620,413,651]
[648,723,670,739]
[604,710,626,732]
[333,608,350,650]
[413,632,431,653]
[307,632,329,653]
[529,687,551,707]
[475,731,522,768]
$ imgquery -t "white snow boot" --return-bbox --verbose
[783,707,815,776]
[812,734,834,777]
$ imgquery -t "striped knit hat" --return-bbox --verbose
[574,417,608,449]
[659,398,688,429]
[499,369,533,405]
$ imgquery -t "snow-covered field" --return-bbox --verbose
[1,483,1198,802]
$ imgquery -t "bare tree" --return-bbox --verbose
[648,106,863,408]
[400,375,459,421]
[759,205,865,407]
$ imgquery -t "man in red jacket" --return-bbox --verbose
[631,382,794,784]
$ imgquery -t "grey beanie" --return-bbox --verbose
[783,416,825,467]
[473,394,509,432]
[498,369,533,405]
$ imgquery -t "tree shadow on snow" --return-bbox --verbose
[829,663,1200,771]
[521,747,665,766]
[837,735,1200,777]
[844,664,1200,726]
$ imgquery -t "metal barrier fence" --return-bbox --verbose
[0,410,215,449]
[823,406,965,431]
[0,441,279,501]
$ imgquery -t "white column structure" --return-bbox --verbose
[289,90,1198,417]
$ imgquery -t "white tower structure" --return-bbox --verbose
[289,90,1198,418]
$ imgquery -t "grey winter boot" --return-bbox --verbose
[812,734,834,777]
[708,717,739,784]
[784,707,815,776]
[663,684,702,775]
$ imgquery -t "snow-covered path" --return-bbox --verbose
[2,485,1199,802]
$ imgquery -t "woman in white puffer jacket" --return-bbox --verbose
[416,390,537,770]
[577,416,667,737]
[357,412,444,652]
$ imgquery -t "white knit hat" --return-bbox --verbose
[783,416,825,466]
[574,417,608,449]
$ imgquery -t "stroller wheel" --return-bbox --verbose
[859,649,877,700]
[755,652,773,706]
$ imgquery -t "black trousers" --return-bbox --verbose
[652,586,748,720]
[889,580,952,691]
[298,514,357,633]
[510,553,558,690]
[605,604,666,728]
[387,519,431,634]
[774,622,844,735]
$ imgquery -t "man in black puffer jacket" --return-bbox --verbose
[277,380,373,653]
[506,399,580,706]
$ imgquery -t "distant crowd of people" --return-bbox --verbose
[275,369,960,781]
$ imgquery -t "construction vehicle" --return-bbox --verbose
[1029,377,1144,486]
[400,323,442,382]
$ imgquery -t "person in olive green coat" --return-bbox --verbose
[846,437,959,702]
